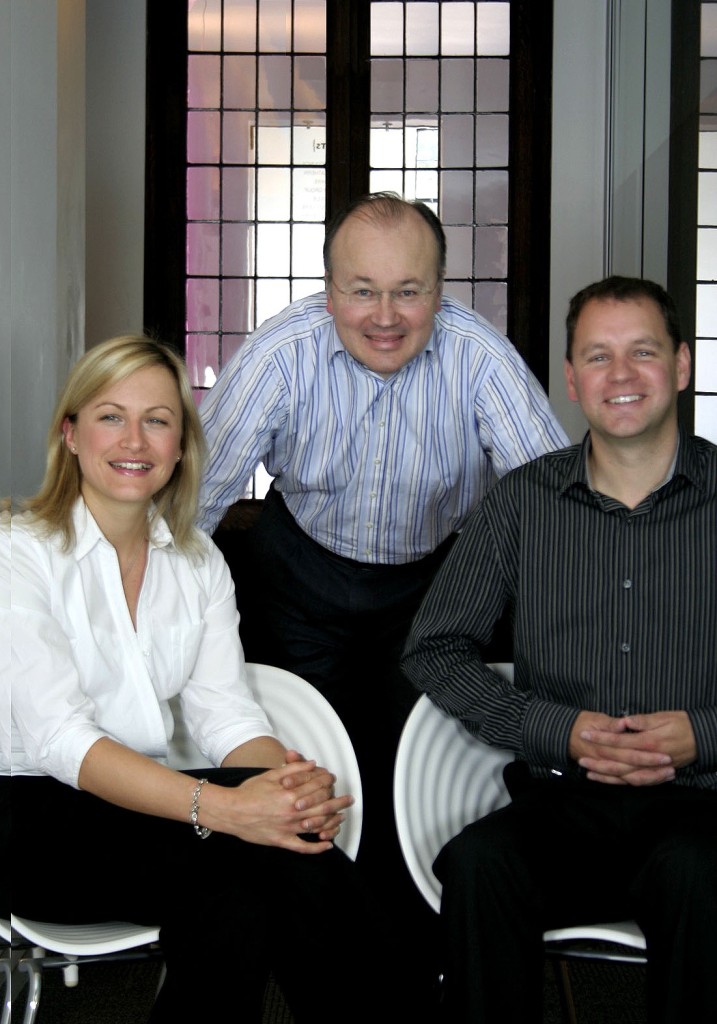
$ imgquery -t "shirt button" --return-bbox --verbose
[374,458,381,465]
[369,491,377,499]
[620,642,631,653]
[366,523,374,529]
[622,579,632,589]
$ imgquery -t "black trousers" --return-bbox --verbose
[11,771,416,1024]
[232,487,456,1008]
[434,770,717,1024]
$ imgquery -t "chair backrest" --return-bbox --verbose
[168,662,363,861]
[393,663,515,913]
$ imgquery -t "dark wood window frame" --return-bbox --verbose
[144,0,555,388]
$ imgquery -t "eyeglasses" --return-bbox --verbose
[329,281,440,309]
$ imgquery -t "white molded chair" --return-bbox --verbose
[12,663,363,1021]
[393,663,646,1023]
[170,662,363,860]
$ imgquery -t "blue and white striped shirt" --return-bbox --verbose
[197,292,569,563]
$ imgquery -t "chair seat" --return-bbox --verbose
[11,916,160,956]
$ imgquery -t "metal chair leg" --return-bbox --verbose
[0,960,11,1024]
[18,959,42,1024]
[552,957,578,1024]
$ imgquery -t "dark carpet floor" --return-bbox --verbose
[8,956,648,1023]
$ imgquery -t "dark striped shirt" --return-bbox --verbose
[402,429,717,790]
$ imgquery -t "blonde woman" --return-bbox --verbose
[9,336,401,1023]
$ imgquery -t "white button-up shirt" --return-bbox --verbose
[9,500,274,787]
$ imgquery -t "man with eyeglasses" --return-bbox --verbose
[197,192,567,1006]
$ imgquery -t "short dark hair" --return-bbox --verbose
[565,276,683,360]
[323,191,447,280]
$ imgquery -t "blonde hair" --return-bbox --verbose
[25,335,206,554]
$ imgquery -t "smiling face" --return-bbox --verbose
[325,207,443,377]
[63,365,183,518]
[564,296,691,449]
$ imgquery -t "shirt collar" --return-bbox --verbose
[71,498,176,561]
[560,426,703,498]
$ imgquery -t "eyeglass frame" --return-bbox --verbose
[327,278,442,309]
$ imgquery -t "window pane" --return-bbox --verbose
[696,337,717,389]
[440,170,475,223]
[695,394,717,442]
[188,111,220,163]
[223,223,255,275]
[293,117,326,164]
[257,167,291,219]
[224,0,257,51]
[703,2,717,56]
[256,223,291,275]
[186,278,219,331]
[476,2,510,56]
[371,118,405,167]
[406,3,439,56]
[187,223,220,275]
[475,113,509,166]
[186,335,219,388]
[259,0,291,52]
[294,0,327,51]
[189,0,222,50]
[225,56,257,107]
[445,225,473,278]
[372,60,404,112]
[257,278,291,324]
[406,60,438,112]
[476,58,510,113]
[441,3,476,56]
[293,166,326,220]
[699,127,717,167]
[698,226,717,279]
[187,167,220,220]
[696,282,717,335]
[189,55,220,108]
[441,114,474,167]
[292,224,325,276]
[223,166,256,219]
[294,56,327,108]
[441,59,475,112]
[475,169,508,223]
[372,3,404,56]
[222,111,254,163]
[259,56,291,108]
[475,280,507,332]
[256,123,291,164]
[475,225,508,278]
[222,278,254,332]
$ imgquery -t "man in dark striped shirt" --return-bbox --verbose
[402,276,716,1023]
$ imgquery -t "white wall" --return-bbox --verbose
[9,0,85,502]
[86,0,146,348]
[7,0,146,503]
[549,0,673,443]
[1,1,11,500]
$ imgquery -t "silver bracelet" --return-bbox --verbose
[190,778,212,839]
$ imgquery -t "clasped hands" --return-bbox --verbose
[205,748,353,852]
[569,709,697,786]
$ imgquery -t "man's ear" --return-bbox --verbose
[564,358,579,403]
[676,341,692,393]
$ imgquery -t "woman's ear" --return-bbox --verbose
[62,417,77,454]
